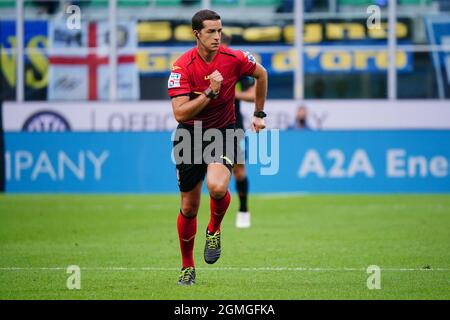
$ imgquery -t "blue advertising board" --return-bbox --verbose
[247,130,450,193]
[4,131,450,193]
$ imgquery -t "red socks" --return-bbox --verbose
[207,191,231,234]
[178,191,230,268]
[177,211,197,268]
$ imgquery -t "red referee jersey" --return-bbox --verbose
[168,45,257,129]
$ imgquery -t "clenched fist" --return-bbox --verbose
[252,116,266,133]
[209,70,223,94]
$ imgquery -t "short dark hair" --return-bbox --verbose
[192,9,221,31]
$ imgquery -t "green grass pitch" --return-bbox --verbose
[0,194,449,300]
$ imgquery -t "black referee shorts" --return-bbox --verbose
[173,123,240,192]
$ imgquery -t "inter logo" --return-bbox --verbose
[22,110,71,132]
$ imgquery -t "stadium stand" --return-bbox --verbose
[339,0,432,4]
[0,0,284,9]
[0,0,448,100]
[0,0,440,9]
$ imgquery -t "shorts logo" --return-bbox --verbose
[168,72,181,88]
[220,155,233,166]
[244,51,256,64]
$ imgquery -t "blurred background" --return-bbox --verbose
[1,0,449,193]
[1,0,450,101]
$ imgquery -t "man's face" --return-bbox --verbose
[296,107,307,127]
[297,107,307,120]
[196,19,222,51]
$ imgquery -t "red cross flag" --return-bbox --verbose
[48,21,139,101]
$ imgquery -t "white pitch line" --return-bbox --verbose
[0,267,449,272]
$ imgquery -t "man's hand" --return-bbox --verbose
[251,116,266,133]
[209,70,223,94]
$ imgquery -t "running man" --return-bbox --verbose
[168,9,268,285]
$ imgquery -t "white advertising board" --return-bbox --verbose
[3,100,450,131]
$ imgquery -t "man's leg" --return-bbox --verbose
[233,163,251,228]
[204,163,231,264]
[233,164,248,212]
[206,163,231,233]
[177,179,202,285]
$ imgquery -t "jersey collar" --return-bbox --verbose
[195,46,222,65]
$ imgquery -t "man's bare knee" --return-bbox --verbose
[181,202,199,217]
[208,182,228,199]
[181,196,200,217]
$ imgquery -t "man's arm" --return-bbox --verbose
[235,84,255,102]
[251,63,268,132]
[171,94,210,123]
[171,70,223,123]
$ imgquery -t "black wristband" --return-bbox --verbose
[204,87,218,99]
[253,111,267,118]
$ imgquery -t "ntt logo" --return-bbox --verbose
[22,110,71,132]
